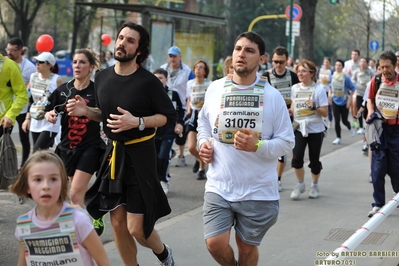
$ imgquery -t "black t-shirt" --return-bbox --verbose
[155,86,184,139]
[45,80,103,150]
[94,67,177,142]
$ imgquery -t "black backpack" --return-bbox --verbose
[0,128,18,189]
[373,74,382,97]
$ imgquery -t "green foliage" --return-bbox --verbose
[1,0,397,65]
[223,0,287,56]
[314,0,380,64]
[32,0,73,52]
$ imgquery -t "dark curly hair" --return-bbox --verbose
[116,22,150,65]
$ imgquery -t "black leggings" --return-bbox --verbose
[31,131,56,152]
[356,95,364,128]
[291,131,324,175]
[16,113,31,166]
[332,102,351,138]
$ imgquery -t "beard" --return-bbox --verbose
[115,47,138,63]
[383,70,396,81]
[234,65,257,77]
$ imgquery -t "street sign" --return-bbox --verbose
[286,21,300,36]
[285,4,302,21]
[369,40,380,51]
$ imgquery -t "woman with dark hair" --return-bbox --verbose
[328,59,356,145]
[290,59,328,200]
[45,48,105,209]
[186,60,212,180]
[22,52,63,152]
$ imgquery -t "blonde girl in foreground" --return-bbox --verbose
[10,150,110,266]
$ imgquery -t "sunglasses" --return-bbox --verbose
[273,60,286,65]
[36,61,47,64]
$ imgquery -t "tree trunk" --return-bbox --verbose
[298,0,317,61]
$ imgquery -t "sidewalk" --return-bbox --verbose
[103,140,399,266]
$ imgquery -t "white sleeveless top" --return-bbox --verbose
[29,73,61,133]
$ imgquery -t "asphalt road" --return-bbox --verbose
[0,123,365,265]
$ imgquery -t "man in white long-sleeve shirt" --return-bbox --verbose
[197,31,295,266]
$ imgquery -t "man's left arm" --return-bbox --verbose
[142,114,167,128]
[3,64,28,126]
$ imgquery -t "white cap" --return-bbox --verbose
[34,52,56,66]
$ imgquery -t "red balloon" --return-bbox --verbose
[36,34,54,53]
[101,34,112,46]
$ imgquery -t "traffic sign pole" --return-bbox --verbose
[285,3,302,57]
[287,0,293,56]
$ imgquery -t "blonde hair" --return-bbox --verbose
[223,56,233,76]
[10,150,68,203]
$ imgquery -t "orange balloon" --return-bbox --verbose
[36,34,54,53]
[101,34,112,46]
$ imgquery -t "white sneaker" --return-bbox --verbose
[309,185,319,199]
[357,128,365,134]
[278,181,283,192]
[368,206,381,218]
[332,138,341,145]
[290,183,305,200]
[161,181,169,195]
[159,244,175,266]
[362,143,368,152]
[175,155,186,167]
[350,128,356,137]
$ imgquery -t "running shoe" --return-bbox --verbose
[175,155,186,167]
[197,170,206,180]
[192,160,199,173]
[278,181,283,192]
[368,207,380,218]
[332,138,341,145]
[290,183,305,200]
[18,197,25,205]
[159,245,175,266]
[93,216,105,236]
[309,185,319,199]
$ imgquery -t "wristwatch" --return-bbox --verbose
[138,117,145,131]
[309,104,318,111]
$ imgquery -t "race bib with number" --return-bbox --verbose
[318,69,331,85]
[375,82,399,119]
[217,75,264,144]
[269,72,292,104]
[331,78,345,97]
[190,79,211,109]
[16,207,84,266]
[293,84,316,120]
